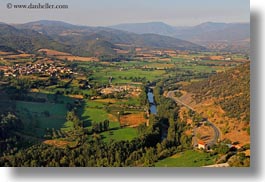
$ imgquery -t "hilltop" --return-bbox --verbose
[181,62,250,145]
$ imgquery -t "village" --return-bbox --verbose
[1,62,75,78]
[100,84,141,96]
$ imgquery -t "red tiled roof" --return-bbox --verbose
[198,140,206,145]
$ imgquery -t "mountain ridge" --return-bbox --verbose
[0,20,207,57]
[110,21,250,53]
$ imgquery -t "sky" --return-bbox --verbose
[0,0,250,26]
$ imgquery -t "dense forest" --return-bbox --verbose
[184,62,250,123]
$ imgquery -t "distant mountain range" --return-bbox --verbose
[0,20,205,57]
[0,20,249,58]
[110,22,250,53]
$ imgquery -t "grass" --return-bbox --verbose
[82,108,108,123]
[80,100,110,129]
[77,59,167,84]
[61,120,74,132]
[93,69,165,84]
[125,97,141,106]
[155,150,217,167]
[16,100,69,137]
[109,121,120,129]
[77,57,221,85]
[14,93,77,136]
[101,127,138,142]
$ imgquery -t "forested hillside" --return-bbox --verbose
[184,62,250,122]
[0,23,69,54]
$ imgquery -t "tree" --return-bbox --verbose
[103,120,110,131]
[137,123,147,136]
[144,148,157,167]
[92,122,100,133]
[60,156,69,167]
[66,111,82,129]
[139,86,148,106]
[99,122,103,132]
[0,70,4,79]
[215,144,230,154]
[228,153,250,167]
[149,114,158,127]
[180,135,191,149]
[167,116,176,143]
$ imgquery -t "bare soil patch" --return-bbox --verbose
[108,114,118,122]
[68,94,84,99]
[120,112,147,127]
[38,49,99,62]
[56,55,98,62]
[43,139,70,148]
[196,125,214,143]
[38,49,71,56]
[96,99,118,103]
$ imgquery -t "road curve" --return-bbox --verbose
[166,90,220,148]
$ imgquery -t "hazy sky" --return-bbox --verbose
[0,0,250,26]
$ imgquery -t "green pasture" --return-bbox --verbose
[155,150,216,167]
[15,101,69,136]
[101,127,138,142]
[92,68,165,84]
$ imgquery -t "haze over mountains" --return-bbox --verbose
[0,20,249,58]
[110,21,249,41]
[111,22,250,53]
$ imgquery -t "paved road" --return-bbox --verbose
[167,91,220,148]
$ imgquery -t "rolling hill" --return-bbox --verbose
[1,22,119,57]
[180,62,250,146]
[0,23,70,54]
[0,45,19,54]
[183,62,250,123]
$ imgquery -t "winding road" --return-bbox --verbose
[166,90,220,148]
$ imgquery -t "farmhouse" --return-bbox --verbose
[226,144,241,150]
[198,140,207,150]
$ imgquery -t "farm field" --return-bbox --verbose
[100,127,138,142]
[15,95,75,137]
[81,101,109,123]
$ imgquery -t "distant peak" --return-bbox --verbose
[25,20,74,26]
[196,22,227,26]
[111,21,172,27]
